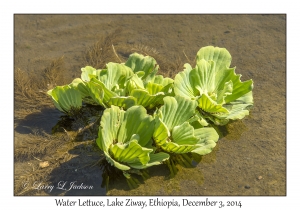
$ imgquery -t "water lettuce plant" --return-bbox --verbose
[46,45,254,179]
[174,46,253,125]
[153,96,219,155]
[96,105,169,171]
[74,53,174,110]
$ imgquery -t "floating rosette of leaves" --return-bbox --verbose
[96,105,170,173]
[46,45,255,184]
[153,95,219,155]
[72,53,174,110]
[174,46,253,125]
[47,84,82,116]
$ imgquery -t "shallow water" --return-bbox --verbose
[14,14,286,196]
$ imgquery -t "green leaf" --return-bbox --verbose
[191,140,217,155]
[104,151,130,171]
[96,105,125,151]
[108,96,137,109]
[153,118,170,147]
[208,92,253,122]
[47,85,82,114]
[109,139,152,165]
[81,66,101,82]
[153,75,174,87]
[69,78,90,98]
[130,89,165,109]
[100,62,134,90]
[117,106,155,147]
[187,109,209,127]
[214,103,252,120]
[216,80,233,104]
[146,82,164,95]
[193,127,219,155]
[172,122,198,145]
[192,127,219,155]
[174,63,197,99]
[125,53,159,83]
[190,59,216,96]
[125,74,145,94]
[86,77,114,107]
[230,91,253,105]
[146,82,173,96]
[194,127,219,143]
[213,67,253,104]
[225,79,253,103]
[197,93,229,113]
[159,125,219,155]
[161,142,198,154]
[159,96,198,130]
[196,46,232,72]
[128,152,170,169]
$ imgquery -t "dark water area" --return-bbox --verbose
[14,14,286,196]
[14,108,63,134]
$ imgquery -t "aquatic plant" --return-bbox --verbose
[47,85,82,116]
[153,96,219,155]
[71,53,173,110]
[46,46,254,179]
[174,46,253,125]
[96,105,169,171]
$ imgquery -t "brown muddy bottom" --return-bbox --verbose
[14,14,286,196]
